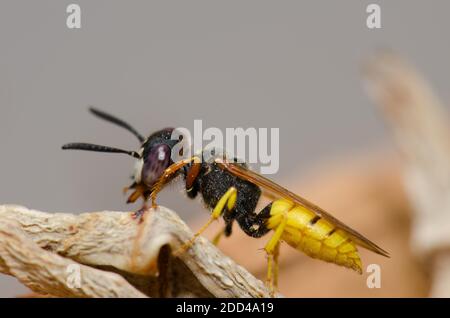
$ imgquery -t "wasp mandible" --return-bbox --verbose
[62,108,389,295]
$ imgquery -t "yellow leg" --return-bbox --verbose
[212,227,225,246]
[174,187,237,256]
[265,215,287,297]
[150,156,201,207]
[267,252,274,292]
[273,242,280,291]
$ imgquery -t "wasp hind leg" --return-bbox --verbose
[266,242,281,297]
[264,207,288,297]
[174,187,237,256]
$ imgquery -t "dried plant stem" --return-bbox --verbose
[0,205,279,298]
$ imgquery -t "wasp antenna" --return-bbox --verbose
[62,142,141,159]
[88,107,145,143]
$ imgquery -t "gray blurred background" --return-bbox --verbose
[1,0,450,297]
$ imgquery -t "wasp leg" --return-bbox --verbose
[185,160,202,198]
[264,214,287,297]
[151,156,201,208]
[174,187,237,256]
[212,227,225,245]
[126,183,145,204]
[212,220,234,246]
[131,202,149,223]
[124,183,150,222]
[273,242,280,292]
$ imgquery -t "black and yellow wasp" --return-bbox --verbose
[63,108,389,295]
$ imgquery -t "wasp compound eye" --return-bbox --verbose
[141,144,172,187]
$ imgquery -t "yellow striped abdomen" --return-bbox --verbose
[266,199,362,273]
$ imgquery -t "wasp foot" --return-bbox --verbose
[131,204,149,223]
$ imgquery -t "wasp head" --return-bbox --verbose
[134,128,181,188]
[62,108,182,194]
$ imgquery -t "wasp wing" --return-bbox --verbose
[216,159,389,257]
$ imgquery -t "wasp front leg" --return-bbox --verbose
[123,183,150,222]
[132,188,152,221]
[151,156,201,208]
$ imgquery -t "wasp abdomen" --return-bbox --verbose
[266,199,362,273]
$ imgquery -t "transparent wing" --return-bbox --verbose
[216,158,389,257]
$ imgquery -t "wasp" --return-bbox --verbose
[62,108,389,295]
